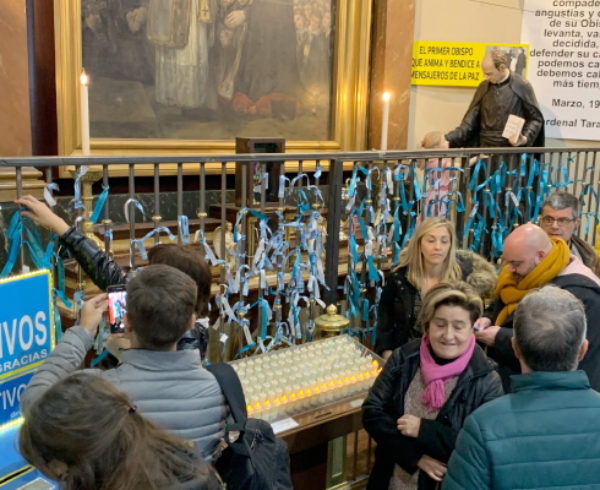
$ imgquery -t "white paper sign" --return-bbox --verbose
[348,398,365,409]
[271,417,299,434]
[502,114,526,141]
[521,0,600,141]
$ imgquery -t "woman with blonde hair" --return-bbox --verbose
[19,372,222,490]
[364,282,502,489]
[376,217,496,360]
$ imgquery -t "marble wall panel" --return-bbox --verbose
[369,0,416,150]
[0,0,31,156]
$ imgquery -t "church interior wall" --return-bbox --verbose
[407,0,600,150]
[0,0,31,156]
[1,0,599,156]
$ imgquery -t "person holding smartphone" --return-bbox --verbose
[15,195,212,362]
[21,265,227,462]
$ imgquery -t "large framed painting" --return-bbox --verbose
[54,0,371,164]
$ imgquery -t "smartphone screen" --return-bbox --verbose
[107,286,127,334]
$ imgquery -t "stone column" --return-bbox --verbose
[0,1,46,270]
[0,1,45,200]
[0,0,32,157]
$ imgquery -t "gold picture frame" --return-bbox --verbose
[53,0,371,176]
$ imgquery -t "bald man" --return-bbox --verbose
[474,224,600,390]
[443,48,544,148]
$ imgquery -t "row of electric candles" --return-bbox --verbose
[245,365,380,421]
[232,336,382,420]
[80,69,391,154]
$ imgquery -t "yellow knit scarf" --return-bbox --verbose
[494,238,570,326]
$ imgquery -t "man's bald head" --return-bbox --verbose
[504,224,552,254]
[503,224,553,282]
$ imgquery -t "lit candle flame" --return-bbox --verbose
[80,71,89,86]
[382,91,390,102]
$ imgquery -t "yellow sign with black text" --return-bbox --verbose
[411,41,529,87]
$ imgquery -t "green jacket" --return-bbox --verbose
[443,371,600,489]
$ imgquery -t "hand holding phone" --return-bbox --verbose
[79,294,108,337]
[107,285,128,334]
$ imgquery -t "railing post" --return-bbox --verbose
[153,164,161,246]
[102,165,112,254]
[323,158,343,306]
[177,162,183,243]
[128,163,136,270]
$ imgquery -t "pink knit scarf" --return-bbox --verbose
[420,334,475,411]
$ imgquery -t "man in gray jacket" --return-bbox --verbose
[21,264,226,461]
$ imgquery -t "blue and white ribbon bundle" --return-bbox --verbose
[343,153,597,350]
[1,209,71,344]
[214,165,333,356]
[69,166,89,213]
[5,153,595,360]
[133,226,176,260]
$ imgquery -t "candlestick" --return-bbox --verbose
[80,71,90,156]
[381,91,390,151]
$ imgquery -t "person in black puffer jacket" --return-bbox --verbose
[363,282,503,490]
[376,217,496,359]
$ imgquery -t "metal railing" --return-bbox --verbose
[1,146,599,355]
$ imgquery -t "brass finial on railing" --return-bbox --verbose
[315,304,349,337]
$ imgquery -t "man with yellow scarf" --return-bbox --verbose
[474,224,600,391]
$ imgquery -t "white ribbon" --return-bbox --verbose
[43,183,60,207]
[123,198,145,224]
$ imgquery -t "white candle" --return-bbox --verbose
[80,71,90,156]
[381,91,390,151]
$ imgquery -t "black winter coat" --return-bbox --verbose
[362,340,503,490]
[486,272,600,392]
[376,265,421,354]
[445,72,544,148]
[59,226,127,289]
[376,251,496,355]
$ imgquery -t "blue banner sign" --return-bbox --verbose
[0,270,55,380]
[0,370,34,427]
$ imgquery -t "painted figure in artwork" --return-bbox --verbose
[80,0,335,139]
[146,0,218,111]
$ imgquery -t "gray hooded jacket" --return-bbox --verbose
[20,326,226,460]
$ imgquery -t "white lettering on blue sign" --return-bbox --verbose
[0,312,47,358]
[0,370,34,424]
[0,271,53,379]
[0,272,53,427]
[1,349,48,374]
[0,381,27,411]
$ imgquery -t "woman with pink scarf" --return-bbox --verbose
[363,282,503,490]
